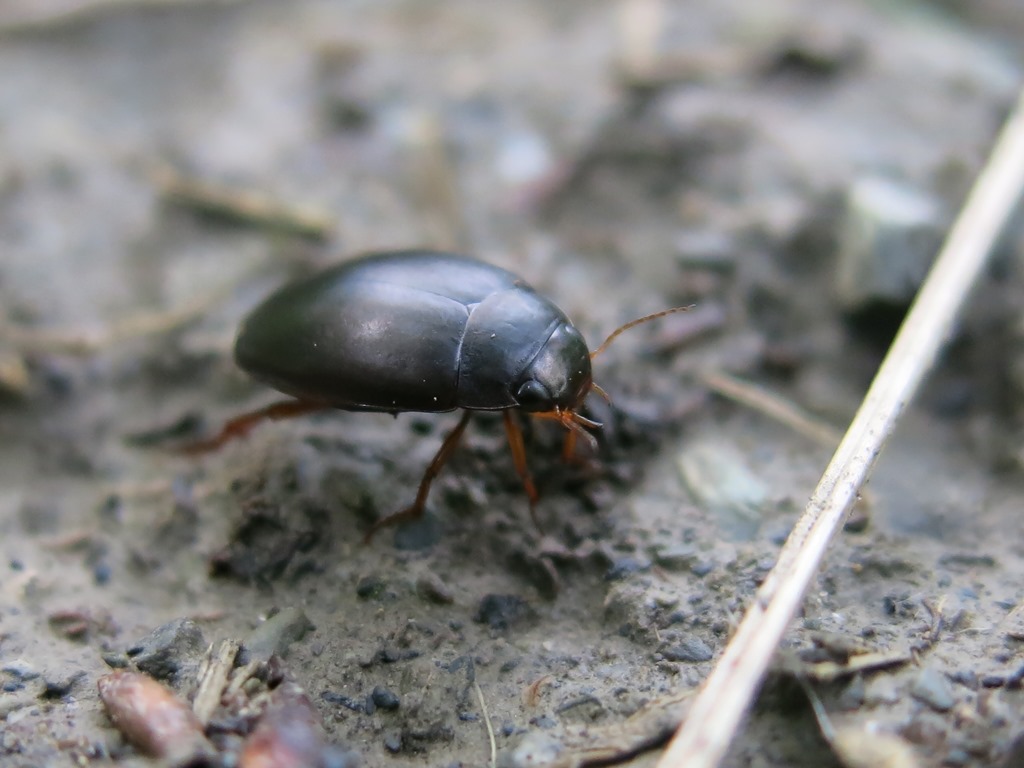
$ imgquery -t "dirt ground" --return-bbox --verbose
[2,1,1024,766]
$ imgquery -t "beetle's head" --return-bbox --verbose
[514,322,592,414]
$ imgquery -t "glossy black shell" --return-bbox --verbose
[234,250,593,414]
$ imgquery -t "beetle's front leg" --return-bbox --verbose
[502,410,541,531]
[363,410,473,543]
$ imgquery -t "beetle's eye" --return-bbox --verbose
[516,380,551,410]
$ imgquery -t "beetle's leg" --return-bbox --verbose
[363,410,472,543]
[181,399,330,454]
[561,429,578,463]
[502,410,541,530]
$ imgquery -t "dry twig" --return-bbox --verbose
[152,163,335,242]
[657,87,1024,768]
[699,368,843,447]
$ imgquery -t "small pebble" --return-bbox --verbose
[321,691,365,713]
[2,659,38,680]
[126,619,206,684]
[944,748,970,766]
[356,575,387,599]
[911,667,956,712]
[652,545,699,572]
[101,652,130,669]
[371,686,400,711]
[691,561,715,577]
[835,175,942,314]
[677,440,767,542]
[42,671,85,699]
[244,607,314,662]
[661,637,714,663]
[93,562,112,585]
[415,572,455,604]
[392,511,442,550]
[383,732,402,754]
[863,675,900,706]
[497,731,564,768]
[605,558,650,581]
[474,594,534,631]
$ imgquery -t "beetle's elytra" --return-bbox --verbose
[191,249,686,539]
[234,250,593,417]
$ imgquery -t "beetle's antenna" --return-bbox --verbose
[532,408,601,453]
[590,383,612,404]
[590,305,694,360]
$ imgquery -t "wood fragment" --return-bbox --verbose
[152,163,335,241]
[803,682,920,768]
[773,647,912,684]
[700,368,843,447]
[237,682,330,768]
[97,670,213,763]
[474,681,497,768]
[192,638,241,726]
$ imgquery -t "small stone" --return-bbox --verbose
[911,667,956,712]
[652,544,700,572]
[674,229,738,271]
[835,176,943,313]
[244,607,315,662]
[383,732,402,754]
[93,562,113,585]
[837,676,865,710]
[863,675,900,706]
[661,636,714,663]
[371,686,400,711]
[2,659,38,680]
[321,691,365,713]
[690,561,715,577]
[497,732,565,768]
[415,572,455,604]
[677,440,767,541]
[41,671,85,699]
[101,652,130,669]
[605,558,650,581]
[944,748,970,766]
[392,511,442,550]
[356,575,387,599]
[474,594,534,631]
[125,619,206,685]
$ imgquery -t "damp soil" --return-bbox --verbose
[2,1,1024,767]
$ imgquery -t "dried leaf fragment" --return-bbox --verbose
[97,670,212,763]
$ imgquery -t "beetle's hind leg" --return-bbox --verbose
[180,398,330,454]
[363,410,473,543]
[502,410,542,531]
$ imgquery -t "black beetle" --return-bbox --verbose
[191,249,686,538]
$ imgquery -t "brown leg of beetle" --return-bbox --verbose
[561,429,578,463]
[181,399,330,455]
[363,410,472,543]
[503,410,541,531]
